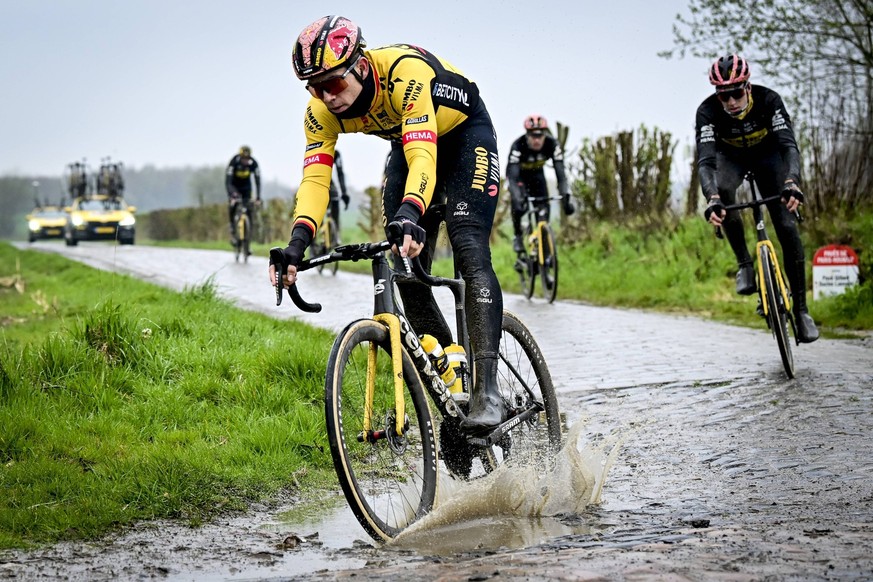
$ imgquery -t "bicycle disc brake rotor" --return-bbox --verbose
[385,411,410,454]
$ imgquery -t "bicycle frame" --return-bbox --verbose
[720,181,793,318]
[525,196,557,263]
[274,242,547,446]
[234,200,252,238]
[367,254,466,435]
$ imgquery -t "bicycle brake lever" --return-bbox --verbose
[269,247,286,306]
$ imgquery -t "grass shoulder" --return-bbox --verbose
[0,242,337,549]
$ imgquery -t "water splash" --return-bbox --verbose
[390,419,624,552]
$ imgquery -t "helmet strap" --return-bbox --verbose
[335,58,375,119]
[730,89,754,120]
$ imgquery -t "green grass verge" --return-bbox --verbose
[0,242,336,549]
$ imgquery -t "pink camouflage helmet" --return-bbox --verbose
[292,16,366,80]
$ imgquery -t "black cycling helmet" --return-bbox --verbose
[709,54,751,90]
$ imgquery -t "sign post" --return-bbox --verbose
[812,245,860,300]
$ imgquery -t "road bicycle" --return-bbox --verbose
[516,195,560,303]
[309,212,340,275]
[717,173,800,378]
[270,240,562,541]
[232,198,255,263]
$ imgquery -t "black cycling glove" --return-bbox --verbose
[781,186,805,205]
[703,196,725,222]
[341,193,350,210]
[282,238,306,275]
[561,193,576,216]
[386,217,426,249]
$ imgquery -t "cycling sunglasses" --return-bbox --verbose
[717,84,748,102]
[306,57,361,99]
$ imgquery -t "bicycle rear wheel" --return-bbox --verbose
[540,225,558,303]
[325,319,438,542]
[453,311,562,477]
[761,247,795,378]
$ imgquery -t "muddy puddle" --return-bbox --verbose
[239,419,623,579]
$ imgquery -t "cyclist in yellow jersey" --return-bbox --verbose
[270,15,506,432]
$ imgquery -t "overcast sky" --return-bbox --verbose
[1,0,715,192]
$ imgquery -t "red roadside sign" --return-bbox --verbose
[812,244,860,300]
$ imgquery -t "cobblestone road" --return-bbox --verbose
[6,242,873,581]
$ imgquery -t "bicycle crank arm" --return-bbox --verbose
[465,406,541,447]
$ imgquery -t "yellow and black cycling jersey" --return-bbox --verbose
[695,84,801,199]
[226,154,261,197]
[292,44,480,237]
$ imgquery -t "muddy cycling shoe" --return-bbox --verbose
[440,418,475,479]
[460,357,506,433]
[512,235,524,254]
[794,311,820,343]
[736,264,757,295]
[461,393,506,433]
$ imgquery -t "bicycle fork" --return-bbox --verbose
[755,239,791,317]
[365,313,461,441]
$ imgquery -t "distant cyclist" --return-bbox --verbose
[328,149,350,240]
[225,145,261,245]
[507,115,575,265]
[696,54,818,343]
[271,15,507,433]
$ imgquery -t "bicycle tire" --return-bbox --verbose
[325,319,438,542]
[524,235,537,300]
[233,210,243,263]
[540,224,559,303]
[761,247,795,378]
[448,311,562,478]
[241,214,251,263]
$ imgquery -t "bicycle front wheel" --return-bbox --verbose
[761,247,795,378]
[524,237,537,300]
[539,225,558,303]
[325,319,438,542]
[241,214,251,263]
[481,311,562,472]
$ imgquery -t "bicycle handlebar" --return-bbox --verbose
[713,194,804,239]
[526,195,563,203]
[271,240,436,313]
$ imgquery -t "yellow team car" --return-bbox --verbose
[64,195,137,246]
[26,206,68,242]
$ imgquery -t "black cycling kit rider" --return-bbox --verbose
[271,15,506,432]
[696,54,818,343]
[507,115,575,260]
[226,145,261,244]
